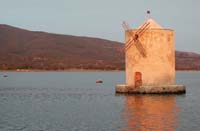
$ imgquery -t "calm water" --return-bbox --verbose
[0,72,199,131]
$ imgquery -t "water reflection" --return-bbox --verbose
[121,95,180,131]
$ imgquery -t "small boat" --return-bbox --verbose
[3,74,8,77]
[96,80,103,83]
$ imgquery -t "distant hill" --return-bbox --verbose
[175,51,200,70]
[0,24,124,70]
[0,24,199,71]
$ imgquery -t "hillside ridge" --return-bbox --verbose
[0,24,200,70]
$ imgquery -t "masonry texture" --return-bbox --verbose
[116,84,185,94]
[126,20,175,86]
[116,19,186,94]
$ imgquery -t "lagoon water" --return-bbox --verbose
[0,72,200,131]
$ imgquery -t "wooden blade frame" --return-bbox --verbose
[120,21,131,55]
[134,39,147,57]
[125,22,150,51]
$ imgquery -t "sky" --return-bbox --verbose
[0,0,199,53]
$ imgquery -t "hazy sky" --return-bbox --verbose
[0,0,199,53]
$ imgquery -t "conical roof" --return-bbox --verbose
[138,18,163,29]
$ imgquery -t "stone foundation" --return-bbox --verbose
[115,84,186,94]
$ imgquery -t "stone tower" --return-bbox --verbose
[116,18,185,94]
[126,18,175,86]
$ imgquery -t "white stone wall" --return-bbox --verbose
[125,29,175,86]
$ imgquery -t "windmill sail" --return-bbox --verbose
[125,22,150,51]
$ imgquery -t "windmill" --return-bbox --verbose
[116,11,186,94]
[122,20,150,57]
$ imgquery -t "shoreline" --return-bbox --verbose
[0,69,200,72]
[176,70,200,72]
[0,69,124,72]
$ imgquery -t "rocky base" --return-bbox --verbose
[115,84,186,94]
